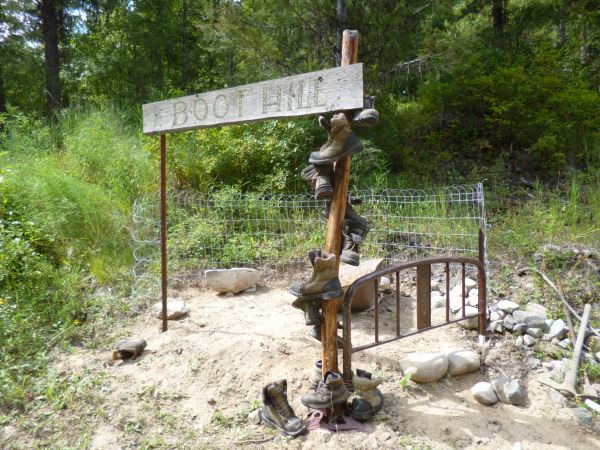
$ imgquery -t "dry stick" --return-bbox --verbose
[235,436,275,445]
[561,303,592,397]
[557,277,577,343]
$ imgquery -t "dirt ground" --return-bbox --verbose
[6,277,597,450]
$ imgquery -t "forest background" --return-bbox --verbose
[0,0,598,414]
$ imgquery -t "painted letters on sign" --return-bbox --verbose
[142,64,363,135]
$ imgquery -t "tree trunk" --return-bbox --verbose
[491,0,505,49]
[40,0,61,115]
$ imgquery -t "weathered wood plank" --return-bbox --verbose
[143,64,363,135]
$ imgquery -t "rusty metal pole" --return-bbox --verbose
[322,30,358,375]
[160,134,168,332]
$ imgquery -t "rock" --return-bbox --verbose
[526,327,544,339]
[490,320,504,333]
[490,311,502,322]
[248,409,261,424]
[525,302,548,318]
[549,388,567,407]
[497,300,519,314]
[526,357,541,370]
[154,298,189,320]
[471,382,498,405]
[465,277,477,290]
[513,323,527,335]
[205,268,260,294]
[467,295,479,307]
[491,377,510,403]
[446,349,481,376]
[399,352,449,383]
[571,407,593,426]
[503,314,515,331]
[513,310,547,329]
[547,319,567,340]
[379,276,391,291]
[431,279,441,291]
[592,421,600,434]
[497,310,506,319]
[469,288,479,298]
[504,379,525,405]
[558,338,571,349]
[456,306,480,330]
[431,292,445,309]
[546,319,555,329]
[515,336,524,346]
[523,335,536,346]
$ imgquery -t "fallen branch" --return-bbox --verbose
[235,435,275,445]
[558,278,577,343]
[562,304,592,397]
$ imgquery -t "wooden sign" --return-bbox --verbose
[143,64,363,135]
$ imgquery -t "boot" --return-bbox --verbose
[341,218,370,266]
[321,199,368,226]
[309,323,344,349]
[291,297,322,326]
[352,96,379,127]
[289,251,343,300]
[350,369,384,421]
[309,113,363,164]
[308,360,322,390]
[300,164,333,199]
[260,380,307,437]
[301,371,349,409]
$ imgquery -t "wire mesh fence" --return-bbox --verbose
[132,182,486,297]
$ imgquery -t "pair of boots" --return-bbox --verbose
[349,369,384,421]
[301,370,349,409]
[260,379,306,437]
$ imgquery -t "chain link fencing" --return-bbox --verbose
[132,182,486,298]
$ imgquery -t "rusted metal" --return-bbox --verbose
[461,262,466,317]
[342,256,487,384]
[160,134,168,332]
[374,279,379,343]
[416,265,431,329]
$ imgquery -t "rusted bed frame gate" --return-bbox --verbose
[341,229,487,384]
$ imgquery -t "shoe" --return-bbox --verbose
[291,297,322,326]
[341,218,370,266]
[308,360,323,389]
[300,164,333,199]
[309,323,344,349]
[289,250,343,300]
[352,96,379,127]
[301,371,349,409]
[321,200,368,225]
[349,369,384,421]
[112,338,147,360]
[309,113,363,164]
[260,380,306,437]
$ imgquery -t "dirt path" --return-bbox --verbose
[9,286,599,449]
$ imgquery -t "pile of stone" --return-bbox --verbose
[399,349,480,383]
[471,377,525,406]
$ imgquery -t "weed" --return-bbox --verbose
[399,372,413,390]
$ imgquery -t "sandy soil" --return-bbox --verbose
[1,280,587,450]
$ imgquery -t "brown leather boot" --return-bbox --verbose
[309,113,363,164]
[260,380,306,437]
[301,371,349,409]
[289,251,343,300]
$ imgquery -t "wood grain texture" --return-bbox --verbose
[143,64,363,135]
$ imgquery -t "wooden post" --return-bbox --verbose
[160,134,168,332]
[322,30,358,376]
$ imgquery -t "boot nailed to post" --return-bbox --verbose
[308,113,363,165]
[289,250,343,300]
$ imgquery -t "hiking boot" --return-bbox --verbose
[341,218,370,266]
[309,323,344,349]
[300,164,333,199]
[291,297,322,326]
[321,199,368,226]
[112,338,147,361]
[289,251,343,300]
[301,371,349,409]
[260,379,306,437]
[308,360,323,389]
[352,96,379,127]
[350,369,384,421]
[309,113,363,164]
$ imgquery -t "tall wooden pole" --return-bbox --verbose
[322,30,358,375]
[160,134,168,332]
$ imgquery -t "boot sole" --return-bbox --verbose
[341,253,360,266]
[308,141,363,165]
[259,409,307,437]
[315,187,333,199]
[288,287,344,300]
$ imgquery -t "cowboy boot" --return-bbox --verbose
[289,251,343,300]
[301,371,349,409]
[260,380,306,437]
[309,113,363,164]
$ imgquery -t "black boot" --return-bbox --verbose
[260,380,306,437]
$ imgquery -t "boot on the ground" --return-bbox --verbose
[309,113,363,164]
[341,218,370,266]
[308,360,323,389]
[260,379,307,437]
[349,369,384,421]
[301,371,349,409]
[292,296,322,326]
[352,96,379,127]
[289,250,343,300]
[309,323,344,349]
[300,164,333,199]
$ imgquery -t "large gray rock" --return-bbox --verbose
[399,352,449,383]
[513,310,547,329]
[446,349,480,376]
[497,300,519,314]
[154,298,189,320]
[525,302,548,318]
[205,268,260,294]
[471,382,498,405]
[503,314,515,331]
[456,306,480,330]
[491,377,510,403]
[491,377,525,405]
[547,319,567,340]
